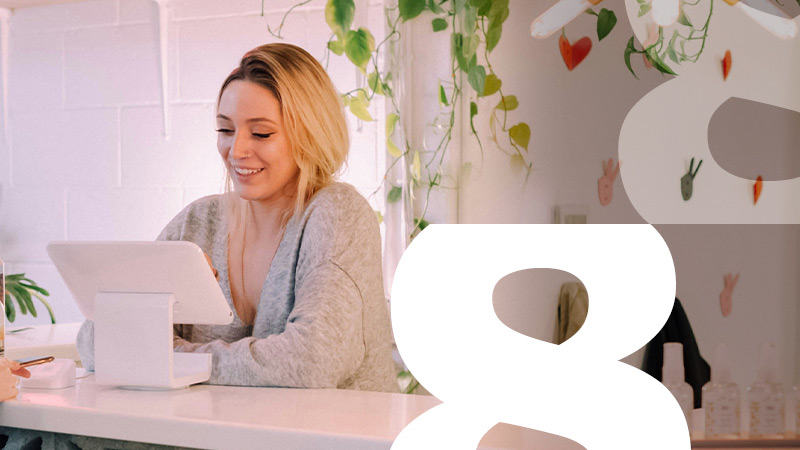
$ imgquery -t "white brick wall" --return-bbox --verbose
[0,0,385,326]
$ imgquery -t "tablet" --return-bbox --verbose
[47,241,233,325]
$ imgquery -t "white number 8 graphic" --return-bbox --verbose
[391,225,685,449]
[620,1,800,223]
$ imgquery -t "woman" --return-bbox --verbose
[0,359,30,401]
[77,43,398,392]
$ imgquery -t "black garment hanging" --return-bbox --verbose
[643,298,710,409]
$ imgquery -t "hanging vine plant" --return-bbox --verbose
[265,0,531,238]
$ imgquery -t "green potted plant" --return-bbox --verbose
[3,274,55,324]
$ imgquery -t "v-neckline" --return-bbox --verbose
[220,211,290,327]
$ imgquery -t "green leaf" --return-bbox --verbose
[467,65,486,96]
[5,293,15,322]
[412,150,421,181]
[327,39,345,56]
[387,185,402,203]
[7,284,28,315]
[624,36,640,79]
[413,217,431,231]
[348,91,374,121]
[432,17,448,32]
[469,101,478,135]
[439,84,448,106]
[344,28,375,74]
[325,0,355,41]
[368,72,384,95]
[509,122,531,151]
[485,0,509,52]
[677,10,693,27]
[646,47,677,75]
[18,281,49,297]
[596,8,617,41]
[374,210,383,224]
[666,44,679,64]
[638,2,652,17]
[387,139,402,158]
[482,73,501,96]
[469,0,490,14]
[386,113,400,137]
[386,111,402,156]
[399,0,425,21]
[496,95,518,111]
[428,0,444,14]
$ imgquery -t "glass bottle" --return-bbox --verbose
[663,342,694,427]
[702,343,740,438]
[748,342,785,438]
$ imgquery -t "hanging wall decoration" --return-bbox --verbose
[598,158,620,206]
[680,157,702,201]
[719,272,739,317]
[559,33,592,71]
[722,50,732,80]
[753,175,763,204]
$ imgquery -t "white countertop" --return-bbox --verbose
[5,322,82,361]
[0,375,581,450]
[0,323,582,449]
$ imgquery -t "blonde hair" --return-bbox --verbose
[218,43,349,230]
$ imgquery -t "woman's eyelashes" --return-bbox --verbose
[214,128,273,139]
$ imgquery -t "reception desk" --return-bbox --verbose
[0,324,582,450]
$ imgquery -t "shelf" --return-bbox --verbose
[693,438,800,449]
[0,0,86,10]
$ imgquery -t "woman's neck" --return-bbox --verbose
[246,194,294,236]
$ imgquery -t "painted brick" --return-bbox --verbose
[341,119,380,189]
[2,262,85,326]
[11,109,119,188]
[249,0,319,16]
[178,12,306,101]
[66,187,182,240]
[120,103,226,189]
[10,0,117,32]
[65,24,163,107]
[8,32,63,112]
[172,0,244,19]
[119,0,156,23]
[0,142,9,185]
[0,187,65,263]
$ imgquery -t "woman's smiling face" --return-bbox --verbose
[216,80,299,204]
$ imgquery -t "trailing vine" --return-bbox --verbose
[624,0,714,78]
[263,0,531,239]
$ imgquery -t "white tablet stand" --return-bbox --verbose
[48,241,234,390]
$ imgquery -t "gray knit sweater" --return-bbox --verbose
[76,183,399,392]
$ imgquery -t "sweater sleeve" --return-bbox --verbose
[174,260,366,388]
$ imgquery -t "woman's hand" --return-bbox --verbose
[204,251,219,281]
[0,358,31,401]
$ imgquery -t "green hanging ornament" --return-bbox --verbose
[681,158,702,201]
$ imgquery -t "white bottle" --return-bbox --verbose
[663,342,694,427]
[702,344,740,438]
[748,342,785,438]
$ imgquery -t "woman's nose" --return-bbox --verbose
[230,133,250,159]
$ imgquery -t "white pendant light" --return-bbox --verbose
[726,0,797,39]
[530,0,604,39]
[652,0,681,27]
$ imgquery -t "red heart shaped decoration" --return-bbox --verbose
[559,35,592,71]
